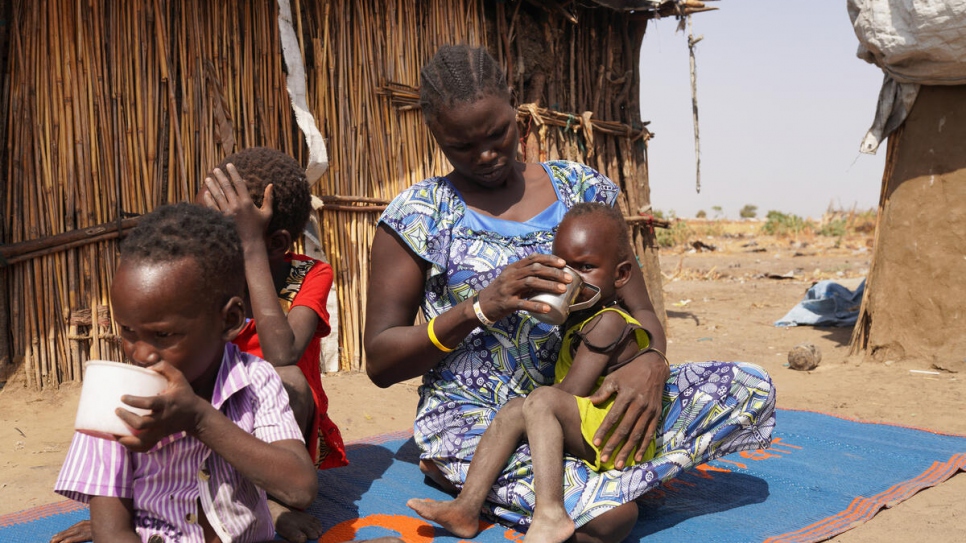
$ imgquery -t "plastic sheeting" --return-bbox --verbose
[849,0,966,153]
[277,0,329,183]
[277,0,338,371]
[775,279,866,328]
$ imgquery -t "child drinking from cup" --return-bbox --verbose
[52,149,347,543]
[407,202,667,543]
[54,203,319,542]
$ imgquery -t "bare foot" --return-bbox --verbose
[524,506,575,543]
[50,520,92,543]
[406,498,481,538]
[269,499,323,543]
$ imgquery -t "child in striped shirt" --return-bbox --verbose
[55,204,318,542]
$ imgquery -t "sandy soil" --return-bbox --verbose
[1,225,964,542]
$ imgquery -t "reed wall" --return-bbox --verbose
[1,0,660,388]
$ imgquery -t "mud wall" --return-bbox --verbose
[851,85,966,368]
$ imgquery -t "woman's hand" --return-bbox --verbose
[586,351,668,468]
[202,163,272,246]
[365,227,573,388]
[582,228,669,469]
[476,252,572,322]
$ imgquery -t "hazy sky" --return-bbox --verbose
[639,1,887,220]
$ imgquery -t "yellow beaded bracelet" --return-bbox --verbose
[427,316,455,353]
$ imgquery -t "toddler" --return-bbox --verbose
[407,202,666,543]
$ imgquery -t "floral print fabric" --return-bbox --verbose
[379,161,776,528]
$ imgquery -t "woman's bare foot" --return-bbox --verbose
[269,499,323,543]
[419,459,459,494]
[406,498,482,538]
[524,506,575,543]
[49,520,92,543]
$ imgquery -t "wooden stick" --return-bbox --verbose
[687,15,702,193]
[1,218,139,262]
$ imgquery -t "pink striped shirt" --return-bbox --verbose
[55,343,304,542]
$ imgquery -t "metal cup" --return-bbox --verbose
[527,265,601,325]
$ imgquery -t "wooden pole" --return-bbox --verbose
[0,269,10,381]
[687,15,702,193]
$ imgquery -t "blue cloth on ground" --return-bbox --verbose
[775,279,866,327]
[6,409,966,543]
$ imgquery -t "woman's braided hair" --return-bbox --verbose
[419,44,511,121]
[120,202,245,307]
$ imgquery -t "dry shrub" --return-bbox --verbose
[656,219,693,248]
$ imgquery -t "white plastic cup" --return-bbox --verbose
[74,360,167,440]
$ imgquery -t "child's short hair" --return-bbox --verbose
[121,203,245,306]
[214,147,311,237]
[561,202,632,261]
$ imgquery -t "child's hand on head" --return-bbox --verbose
[203,163,273,244]
[115,361,207,453]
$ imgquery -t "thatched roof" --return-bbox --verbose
[589,0,718,16]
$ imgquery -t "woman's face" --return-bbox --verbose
[427,94,519,189]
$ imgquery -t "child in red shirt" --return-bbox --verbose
[231,252,346,468]
[203,147,347,542]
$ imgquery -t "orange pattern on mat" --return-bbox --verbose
[320,514,507,542]
[321,514,434,543]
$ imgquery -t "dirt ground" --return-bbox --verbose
[1,223,964,542]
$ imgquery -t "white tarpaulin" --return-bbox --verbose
[848,0,966,153]
[277,0,339,372]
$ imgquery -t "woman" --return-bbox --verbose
[365,45,775,543]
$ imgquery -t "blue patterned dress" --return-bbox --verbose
[379,161,776,529]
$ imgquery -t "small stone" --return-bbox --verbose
[788,343,822,371]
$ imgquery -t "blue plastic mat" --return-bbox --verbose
[0,501,89,543]
[3,409,964,543]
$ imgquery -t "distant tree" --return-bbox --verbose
[740,204,758,219]
[711,205,723,219]
[696,210,707,219]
